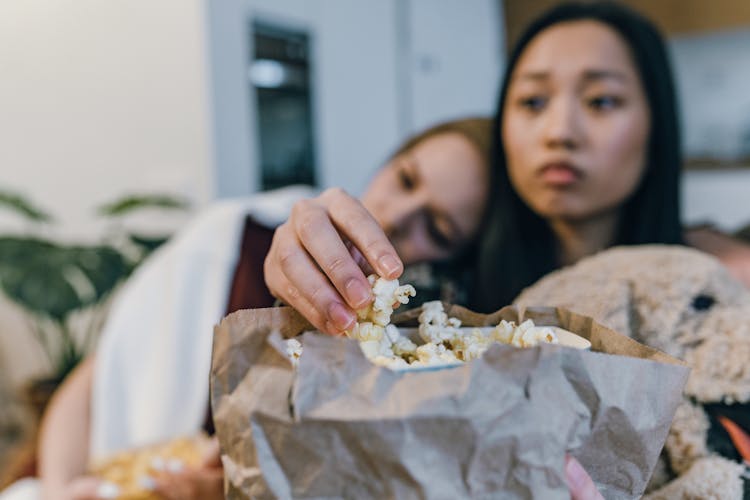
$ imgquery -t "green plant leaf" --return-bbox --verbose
[0,237,130,321]
[128,233,170,255]
[0,190,53,223]
[67,245,132,302]
[97,194,189,217]
[0,237,82,321]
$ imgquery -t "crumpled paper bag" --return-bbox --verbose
[210,304,689,499]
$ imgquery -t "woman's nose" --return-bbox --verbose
[543,98,581,150]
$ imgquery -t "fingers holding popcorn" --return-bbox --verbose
[265,189,403,333]
[264,258,339,334]
[318,188,403,280]
[290,199,373,311]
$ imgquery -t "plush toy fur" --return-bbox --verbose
[516,245,750,498]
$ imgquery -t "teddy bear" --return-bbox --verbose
[515,245,750,499]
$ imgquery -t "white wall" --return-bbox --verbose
[670,29,750,160]
[0,0,214,241]
[407,0,503,133]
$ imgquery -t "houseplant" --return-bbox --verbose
[0,190,189,387]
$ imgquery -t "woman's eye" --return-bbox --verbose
[518,96,547,112]
[398,167,415,190]
[587,95,622,111]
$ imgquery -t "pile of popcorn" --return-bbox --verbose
[286,275,559,370]
[88,435,210,499]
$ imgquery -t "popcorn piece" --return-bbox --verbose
[418,301,461,344]
[392,336,418,357]
[359,336,395,359]
[342,275,415,364]
[510,320,559,348]
[96,482,120,500]
[166,458,184,473]
[351,275,416,327]
[150,456,165,472]
[384,324,400,343]
[286,338,303,367]
[511,320,535,347]
[412,342,461,367]
[520,326,559,347]
[347,322,385,342]
[452,328,492,362]
[491,320,516,344]
[138,475,157,491]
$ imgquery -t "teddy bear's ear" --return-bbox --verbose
[515,272,634,338]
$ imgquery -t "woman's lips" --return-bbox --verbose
[538,162,582,186]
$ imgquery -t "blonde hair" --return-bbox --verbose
[391,117,493,168]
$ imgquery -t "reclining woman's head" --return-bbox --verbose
[361,117,492,266]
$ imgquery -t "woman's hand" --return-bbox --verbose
[264,188,403,334]
[60,476,104,500]
[152,438,224,500]
[565,455,603,500]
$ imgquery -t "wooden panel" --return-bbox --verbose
[504,0,750,51]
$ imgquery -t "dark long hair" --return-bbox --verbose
[471,1,683,312]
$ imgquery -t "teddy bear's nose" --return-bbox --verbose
[691,294,716,311]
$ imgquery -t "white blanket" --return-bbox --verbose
[91,186,314,460]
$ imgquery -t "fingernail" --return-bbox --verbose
[378,254,402,277]
[328,302,355,331]
[565,456,586,490]
[346,279,371,308]
[326,322,348,336]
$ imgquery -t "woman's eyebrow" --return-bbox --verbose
[581,69,628,82]
[516,71,549,82]
[515,69,629,83]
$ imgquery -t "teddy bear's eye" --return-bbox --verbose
[692,294,716,311]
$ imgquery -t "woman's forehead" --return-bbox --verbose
[409,133,488,224]
[512,20,638,81]
[410,133,485,182]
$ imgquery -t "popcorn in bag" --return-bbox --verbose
[210,276,689,499]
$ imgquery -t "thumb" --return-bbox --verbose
[65,476,108,500]
[200,437,222,468]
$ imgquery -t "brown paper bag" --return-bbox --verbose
[210,304,689,499]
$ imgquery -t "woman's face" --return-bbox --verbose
[361,132,489,265]
[503,20,650,222]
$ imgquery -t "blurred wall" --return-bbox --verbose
[0,0,214,241]
[670,29,750,161]
[208,0,503,198]
[671,28,750,231]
